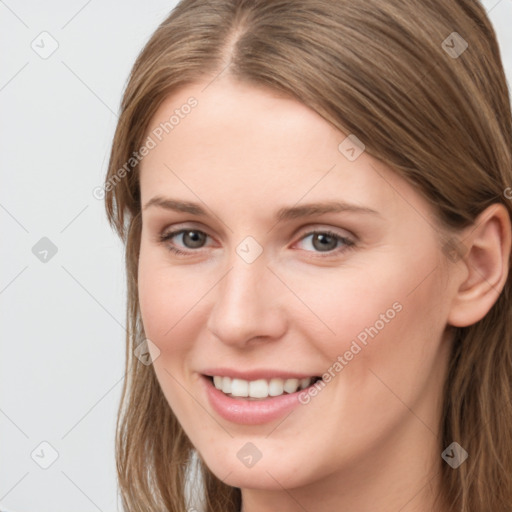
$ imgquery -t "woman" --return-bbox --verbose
[103,1,512,510]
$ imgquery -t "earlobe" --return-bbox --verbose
[447,203,511,328]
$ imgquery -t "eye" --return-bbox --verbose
[159,229,210,255]
[295,230,355,255]
[158,228,355,256]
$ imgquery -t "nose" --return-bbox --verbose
[206,251,287,348]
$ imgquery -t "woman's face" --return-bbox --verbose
[138,76,456,492]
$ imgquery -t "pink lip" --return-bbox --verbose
[201,367,320,381]
[200,374,309,425]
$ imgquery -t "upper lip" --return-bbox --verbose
[201,368,321,381]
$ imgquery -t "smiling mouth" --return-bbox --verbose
[206,375,322,400]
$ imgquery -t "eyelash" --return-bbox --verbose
[158,228,355,257]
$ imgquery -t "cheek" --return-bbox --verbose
[137,245,205,345]
[137,250,209,423]
[286,250,447,393]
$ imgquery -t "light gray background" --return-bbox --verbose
[1,1,511,511]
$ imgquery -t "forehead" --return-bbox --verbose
[144,77,338,161]
[138,77,430,226]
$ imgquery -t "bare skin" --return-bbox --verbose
[137,75,511,512]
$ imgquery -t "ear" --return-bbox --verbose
[447,203,511,328]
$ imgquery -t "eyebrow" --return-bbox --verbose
[143,196,381,221]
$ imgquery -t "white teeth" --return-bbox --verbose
[249,379,269,398]
[300,377,311,389]
[211,376,315,398]
[268,378,284,396]
[231,378,249,397]
[221,376,232,394]
[283,378,299,394]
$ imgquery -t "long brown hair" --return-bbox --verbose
[104,1,512,510]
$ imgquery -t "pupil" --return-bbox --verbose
[314,233,336,251]
[184,231,205,248]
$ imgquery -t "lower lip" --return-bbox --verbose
[201,375,308,425]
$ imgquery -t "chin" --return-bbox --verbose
[197,446,317,491]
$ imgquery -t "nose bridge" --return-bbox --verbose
[207,244,284,345]
[223,257,264,312]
